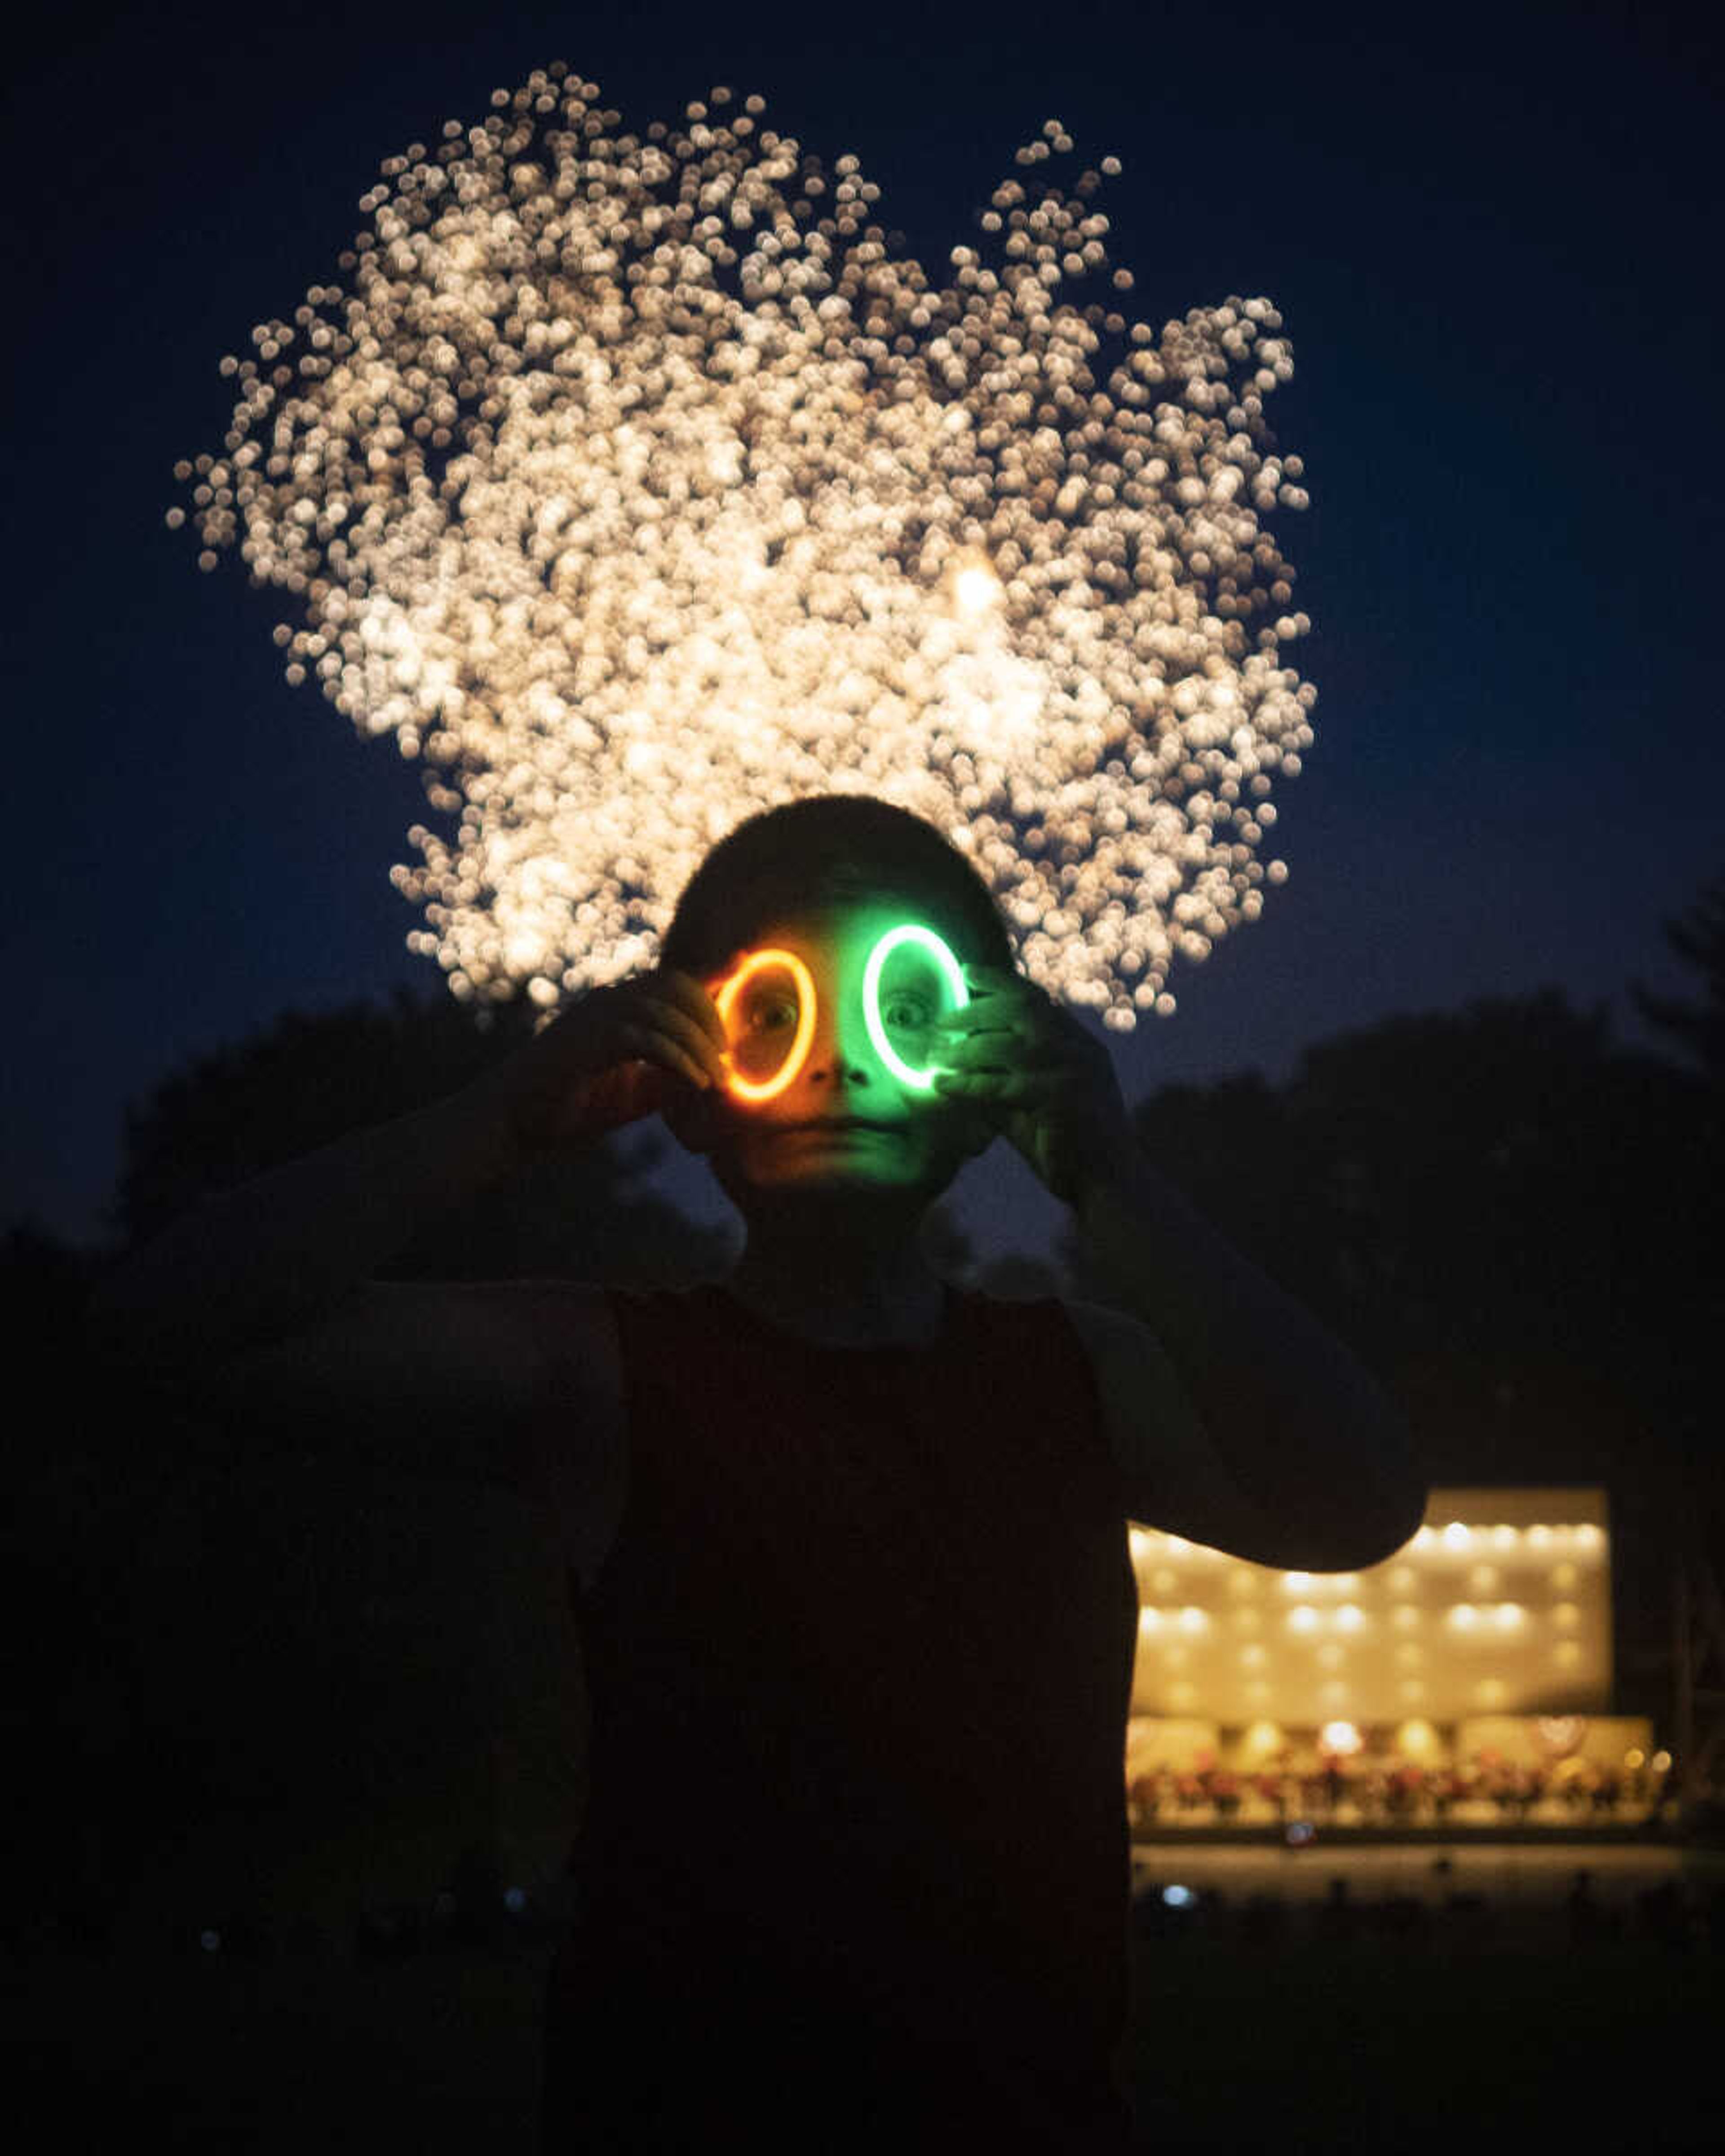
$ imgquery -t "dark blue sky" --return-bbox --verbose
[5,1,1717,1261]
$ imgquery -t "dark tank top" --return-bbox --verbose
[540,1280,1140,2152]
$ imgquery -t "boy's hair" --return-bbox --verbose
[658,794,1018,982]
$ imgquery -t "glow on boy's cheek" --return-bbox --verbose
[707,921,970,1104]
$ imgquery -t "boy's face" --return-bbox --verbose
[662,893,995,1205]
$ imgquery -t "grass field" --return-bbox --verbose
[9,1860,1722,2152]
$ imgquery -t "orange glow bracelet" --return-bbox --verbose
[709,946,818,1103]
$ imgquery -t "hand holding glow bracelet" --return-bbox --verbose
[708,923,971,1103]
[709,946,818,1104]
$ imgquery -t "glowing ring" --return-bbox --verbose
[863,923,970,1093]
[711,947,817,1103]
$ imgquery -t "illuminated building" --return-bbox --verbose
[1124,1489,1671,1829]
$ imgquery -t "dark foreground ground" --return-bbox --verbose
[9,1848,1723,2153]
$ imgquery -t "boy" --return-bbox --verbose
[88,794,1426,2150]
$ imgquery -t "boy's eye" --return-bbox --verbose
[742,994,930,1030]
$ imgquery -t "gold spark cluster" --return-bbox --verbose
[172,63,1314,1026]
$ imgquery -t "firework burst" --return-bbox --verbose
[173,63,1313,1027]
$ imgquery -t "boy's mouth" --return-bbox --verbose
[774,1118,901,1135]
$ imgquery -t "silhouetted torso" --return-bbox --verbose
[540,1280,1140,2151]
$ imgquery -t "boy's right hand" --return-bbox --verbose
[456,966,730,1166]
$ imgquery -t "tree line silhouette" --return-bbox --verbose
[4,870,1720,1945]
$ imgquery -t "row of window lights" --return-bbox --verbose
[1148,1667,1587,1710]
[1138,1601,1591,1635]
[1138,1647,1587,1699]
[1135,1565,1596,1602]
[1130,1524,1606,1564]
[1203,1719,1675,1770]
[1141,1639,1588,1674]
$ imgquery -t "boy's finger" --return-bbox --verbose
[659,966,729,1047]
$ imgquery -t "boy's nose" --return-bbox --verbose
[802,1002,872,1082]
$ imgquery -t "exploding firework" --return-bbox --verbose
[172,62,1314,1028]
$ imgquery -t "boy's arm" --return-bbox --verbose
[79,1088,623,1499]
[1069,1141,1428,1572]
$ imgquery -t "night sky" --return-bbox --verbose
[7,2,1716,1265]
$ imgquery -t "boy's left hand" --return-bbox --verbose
[930,964,1136,1206]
